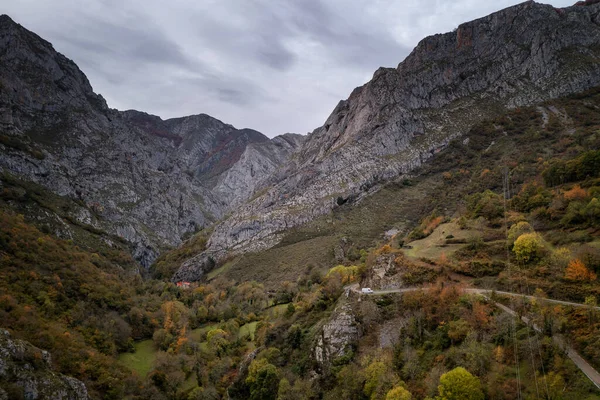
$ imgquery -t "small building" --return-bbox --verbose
[176,281,191,289]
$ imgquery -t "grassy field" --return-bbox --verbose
[238,321,258,340]
[118,339,156,377]
[265,303,290,319]
[404,221,478,260]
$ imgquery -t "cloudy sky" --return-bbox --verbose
[4,0,573,137]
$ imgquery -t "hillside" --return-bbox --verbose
[2,1,600,399]
[175,1,600,282]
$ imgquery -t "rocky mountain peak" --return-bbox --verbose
[0,16,303,267]
[0,13,108,132]
[172,1,600,282]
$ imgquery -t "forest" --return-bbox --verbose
[2,89,600,399]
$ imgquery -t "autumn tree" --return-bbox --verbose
[447,319,470,345]
[564,259,597,281]
[363,359,400,400]
[385,385,412,400]
[513,233,545,264]
[507,221,533,246]
[277,378,314,400]
[467,190,504,220]
[563,184,588,201]
[437,367,484,400]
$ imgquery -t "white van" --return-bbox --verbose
[361,288,374,294]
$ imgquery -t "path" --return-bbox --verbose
[353,284,600,389]
[358,286,600,311]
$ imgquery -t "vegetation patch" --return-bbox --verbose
[119,339,156,378]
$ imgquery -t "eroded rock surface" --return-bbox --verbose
[314,291,361,370]
[0,15,302,266]
[184,1,600,277]
[0,329,89,400]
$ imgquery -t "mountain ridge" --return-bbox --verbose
[0,13,303,267]
[172,0,600,282]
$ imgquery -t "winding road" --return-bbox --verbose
[353,285,600,390]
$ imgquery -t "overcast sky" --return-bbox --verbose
[3,0,574,137]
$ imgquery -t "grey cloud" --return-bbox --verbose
[189,5,297,72]
[0,0,576,137]
[181,74,267,107]
[281,0,409,68]
[56,16,195,69]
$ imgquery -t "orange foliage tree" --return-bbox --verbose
[564,259,597,281]
[563,185,588,201]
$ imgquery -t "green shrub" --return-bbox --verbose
[513,233,546,264]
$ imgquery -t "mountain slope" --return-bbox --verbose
[174,1,600,281]
[0,15,303,266]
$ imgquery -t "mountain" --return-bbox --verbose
[0,15,303,267]
[3,4,600,399]
[173,1,600,281]
[3,2,600,280]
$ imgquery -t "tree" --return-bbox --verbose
[447,319,470,345]
[246,358,280,400]
[563,185,588,201]
[206,328,229,355]
[277,378,313,400]
[513,233,545,264]
[468,190,504,220]
[585,296,598,327]
[507,221,533,246]
[437,367,483,400]
[363,360,399,400]
[386,386,412,400]
[584,198,600,223]
[564,259,597,281]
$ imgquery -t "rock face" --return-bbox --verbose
[184,1,600,275]
[314,291,361,370]
[0,15,303,267]
[0,329,89,400]
[4,3,600,277]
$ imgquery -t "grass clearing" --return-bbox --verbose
[190,323,218,342]
[238,321,258,340]
[206,259,235,280]
[118,339,156,377]
[404,221,480,260]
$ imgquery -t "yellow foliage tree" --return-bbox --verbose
[385,385,412,400]
[513,233,545,264]
[438,367,484,400]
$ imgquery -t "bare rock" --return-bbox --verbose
[0,329,89,400]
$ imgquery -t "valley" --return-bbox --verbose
[1,1,600,399]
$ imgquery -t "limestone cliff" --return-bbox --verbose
[0,15,303,267]
[176,1,600,280]
[0,329,89,400]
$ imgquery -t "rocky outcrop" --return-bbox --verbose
[362,253,404,291]
[314,290,361,370]
[0,329,89,400]
[181,1,600,275]
[212,133,305,208]
[0,15,302,267]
